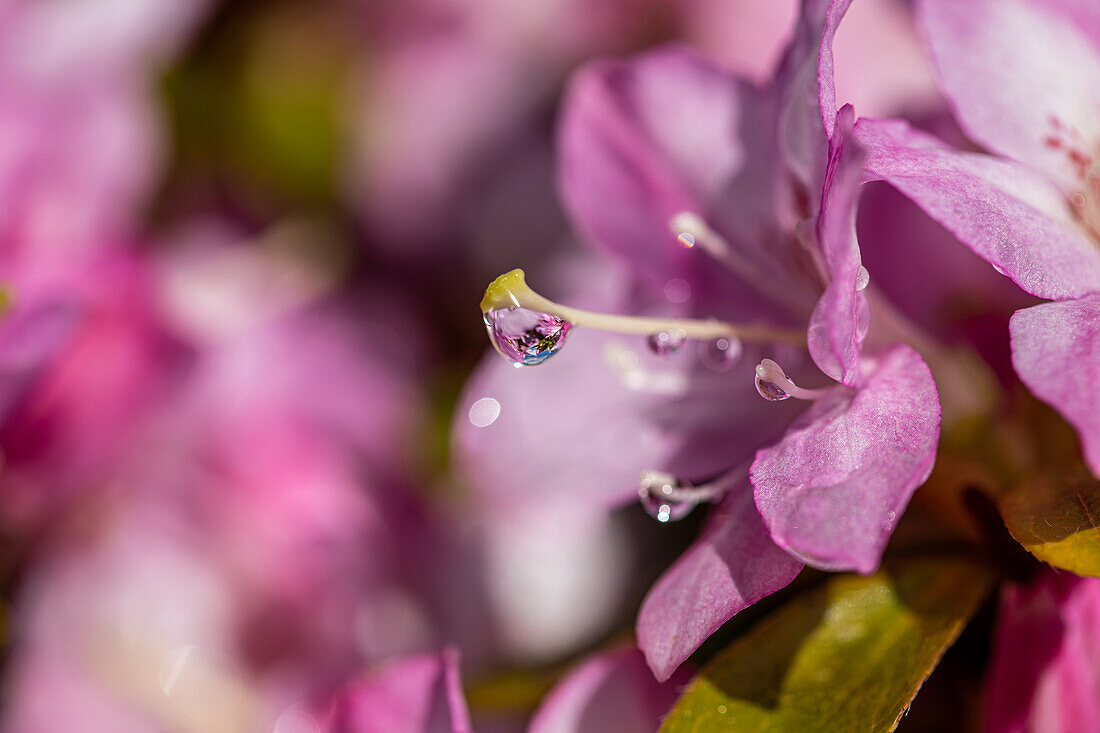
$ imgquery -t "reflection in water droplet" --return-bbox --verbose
[880,520,893,532]
[468,397,501,428]
[638,474,698,522]
[647,330,686,356]
[855,265,870,292]
[159,646,195,698]
[677,232,696,248]
[663,278,691,303]
[158,645,244,723]
[273,705,321,733]
[484,307,573,366]
[755,374,789,401]
[699,336,742,372]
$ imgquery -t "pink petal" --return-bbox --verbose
[751,344,940,574]
[528,646,689,732]
[772,0,851,186]
[808,104,869,385]
[855,117,1100,300]
[1010,296,1100,477]
[324,648,472,733]
[457,325,799,511]
[637,487,804,681]
[557,46,765,298]
[855,175,1037,363]
[814,0,854,141]
[919,0,1100,191]
[986,572,1100,733]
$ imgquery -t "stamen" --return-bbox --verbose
[668,211,816,315]
[637,466,745,523]
[669,212,731,258]
[754,358,831,401]
[1067,152,1100,249]
[480,269,805,367]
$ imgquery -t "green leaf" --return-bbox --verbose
[999,470,1100,576]
[660,556,994,733]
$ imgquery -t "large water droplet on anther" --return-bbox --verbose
[755,376,789,401]
[855,265,870,292]
[647,330,685,356]
[755,374,789,401]
[699,336,742,372]
[677,232,696,249]
[484,307,573,366]
[755,358,792,401]
[638,473,698,522]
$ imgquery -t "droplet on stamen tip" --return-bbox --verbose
[699,336,741,372]
[638,472,698,523]
[754,358,790,402]
[855,265,870,292]
[677,231,696,249]
[484,307,573,366]
[647,329,686,356]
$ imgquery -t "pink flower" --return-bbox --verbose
[459,0,942,680]
[986,571,1100,733]
[852,0,1100,478]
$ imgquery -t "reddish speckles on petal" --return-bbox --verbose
[1068,148,1092,178]
[1045,135,1063,150]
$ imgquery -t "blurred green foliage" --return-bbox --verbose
[161,1,355,214]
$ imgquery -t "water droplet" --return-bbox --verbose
[638,474,697,522]
[991,262,1007,276]
[855,265,870,292]
[663,278,691,303]
[468,397,501,427]
[699,336,742,372]
[647,330,686,356]
[755,374,789,401]
[717,705,728,715]
[880,520,893,532]
[484,307,573,366]
[677,231,696,248]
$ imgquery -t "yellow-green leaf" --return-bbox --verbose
[660,556,994,733]
[1000,470,1100,576]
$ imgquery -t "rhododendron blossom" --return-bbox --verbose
[461,0,945,680]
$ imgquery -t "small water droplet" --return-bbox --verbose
[888,510,896,520]
[677,231,696,248]
[639,474,697,522]
[992,262,1007,276]
[468,397,501,428]
[647,330,686,356]
[699,336,742,371]
[717,705,728,715]
[484,307,573,366]
[663,278,691,303]
[755,374,789,401]
[881,520,893,532]
[855,265,870,292]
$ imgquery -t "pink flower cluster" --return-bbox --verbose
[4,0,1100,730]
